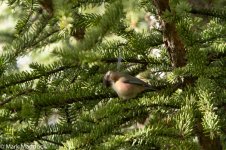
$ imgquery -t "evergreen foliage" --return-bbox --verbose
[0,0,226,149]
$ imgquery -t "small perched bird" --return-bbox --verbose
[103,71,156,99]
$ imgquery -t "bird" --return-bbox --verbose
[103,71,156,99]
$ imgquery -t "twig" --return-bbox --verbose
[0,89,34,107]
[0,65,77,90]
[40,138,63,146]
[101,58,149,65]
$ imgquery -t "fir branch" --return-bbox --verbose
[146,102,180,110]
[190,7,226,19]
[207,53,226,65]
[36,93,118,108]
[5,14,55,63]
[36,140,44,147]
[37,127,72,137]
[2,0,226,148]
[62,0,124,61]
[101,58,149,65]
[192,34,226,46]
[72,0,113,8]
[40,137,63,146]
[36,85,175,109]
[0,65,77,90]
[0,88,34,107]
[0,32,15,43]
[6,125,73,145]
[27,27,59,49]
[64,106,72,124]
[15,10,34,35]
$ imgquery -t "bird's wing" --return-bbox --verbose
[119,74,157,91]
[122,75,150,87]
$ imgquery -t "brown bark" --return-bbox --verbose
[195,121,222,150]
[153,0,186,68]
[72,27,85,41]
[153,0,222,149]
[39,0,54,15]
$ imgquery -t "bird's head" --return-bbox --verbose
[103,71,113,87]
[103,71,120,87]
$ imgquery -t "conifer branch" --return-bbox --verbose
[153,1,222,149]
[28,28,59,49]
[36,93,118,108]
[36,85,177,109]
[0,32,15,43]
[12,125,72,145]
[0,65,77,90]
[190,7,226,19]
[40,138,64,146]
[101,58,149,65]
[192,34,226,46]
[64,106,72,124]
[130,102,180,110]
[0,88,34,107]
[207,52,226,65]
[1,0,226,148]
[38,128,72,137]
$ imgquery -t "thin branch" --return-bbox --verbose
[36,93,118,108]
[40,138,63,146]
[37,140,44,146]
[16,128,72,146]
[0,65,77,90]
[146,102,180,109]
[64,105,72,124]
[36,84,175,108]
[207,53,226,65]
[191,34,226,46]
[0,88,34,107]
[190,7,226,19]
[37,129,72,138]
[101,58,149,65]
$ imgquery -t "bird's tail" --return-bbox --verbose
[144,84,166,91]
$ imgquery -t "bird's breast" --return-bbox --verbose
[112,80,144,99]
